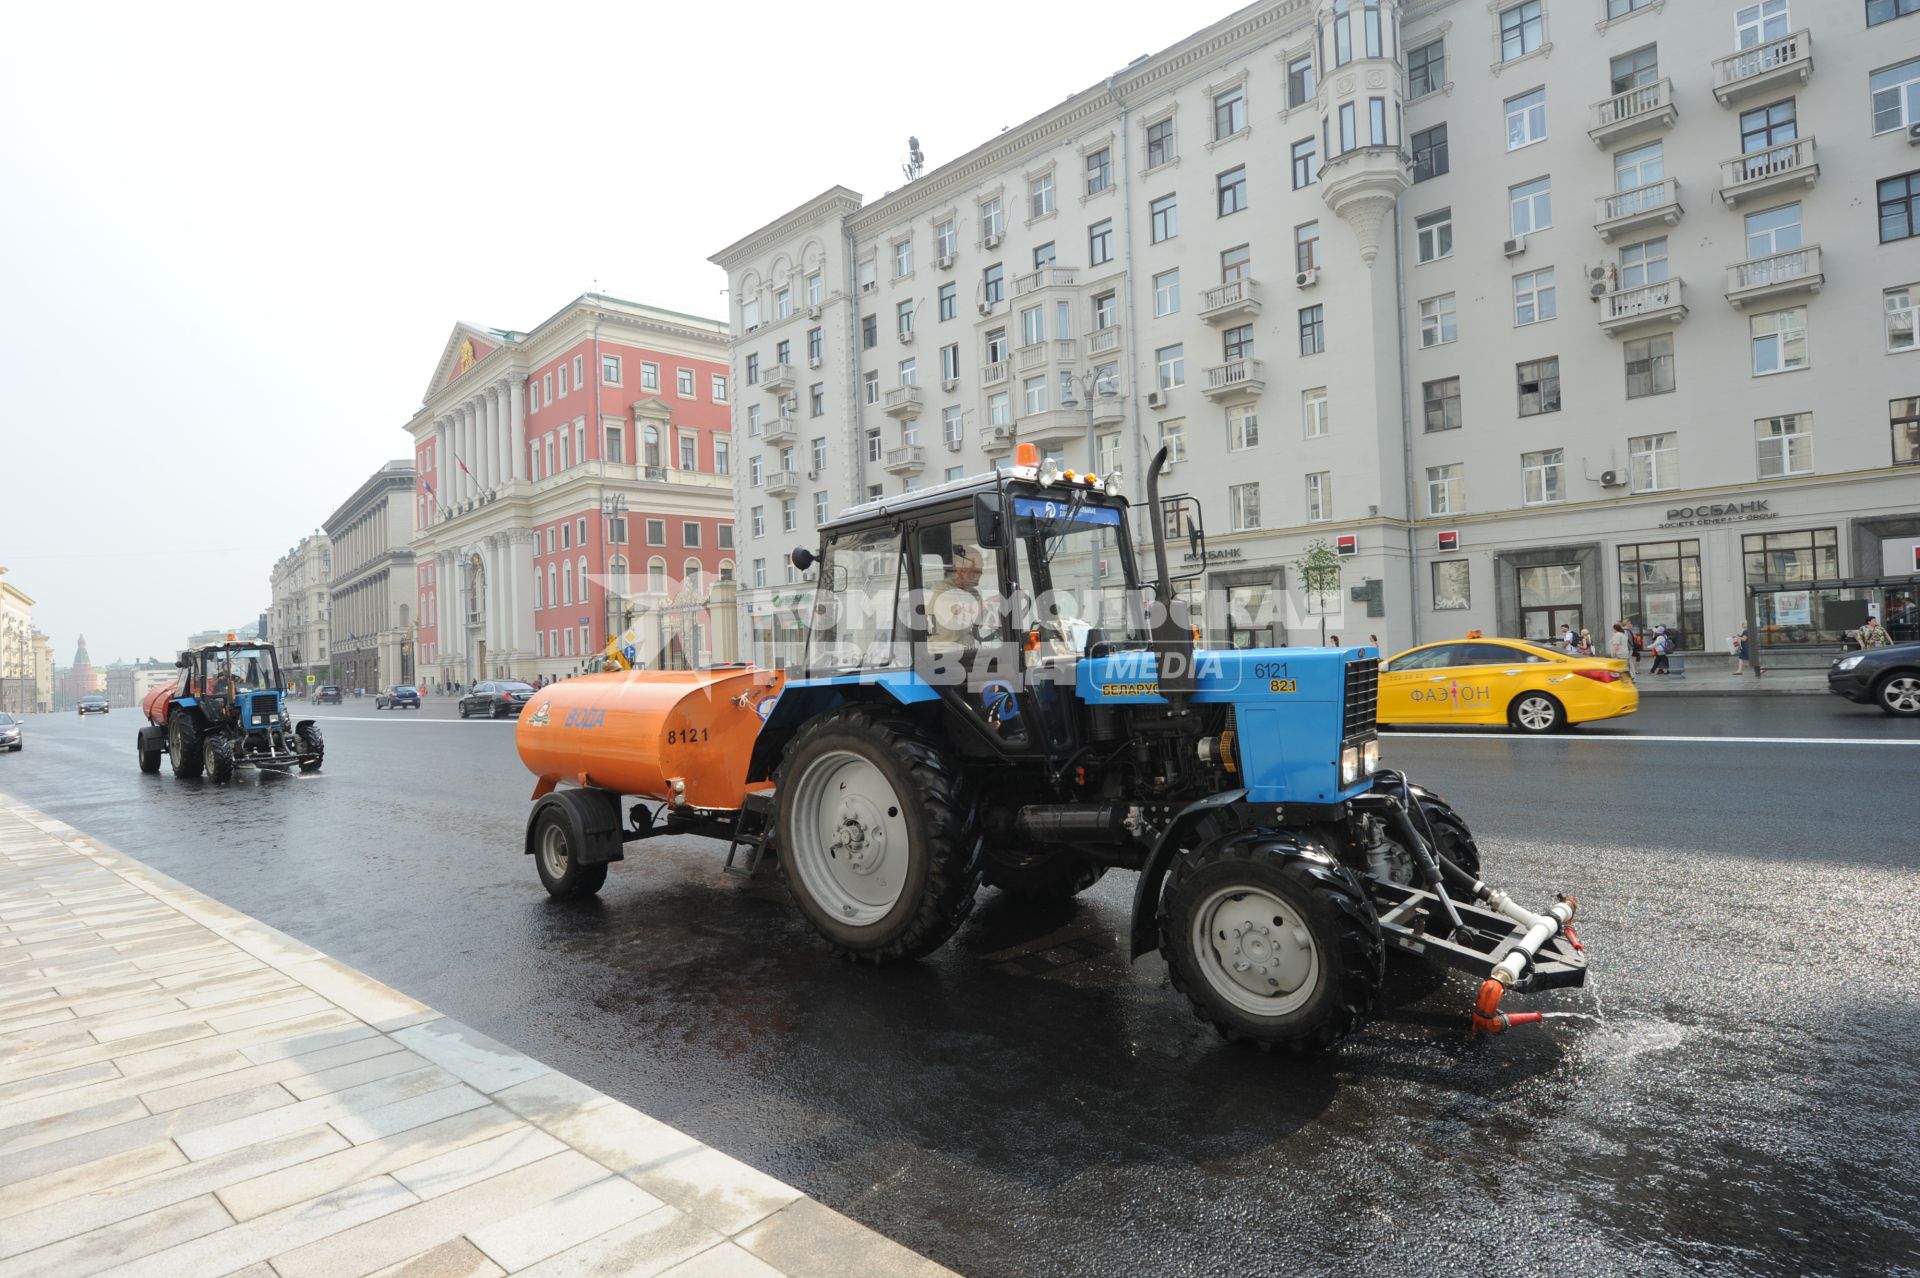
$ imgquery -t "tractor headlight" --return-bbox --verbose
[1362,738,1379,775]
[1340,745,1361,786]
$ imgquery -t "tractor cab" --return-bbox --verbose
[181,642,285,728]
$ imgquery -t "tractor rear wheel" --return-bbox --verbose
[203,734,235,783]
[168,714,203,779]
[982,842,1108,902]
[136,732,162,774]
[1160,831,1384,1055]
[296,723,324,772]
[777,707,982,964]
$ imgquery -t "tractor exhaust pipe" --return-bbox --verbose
[1144,446,1194,709]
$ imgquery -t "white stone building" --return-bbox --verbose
[711,0,1920,663]
[268,533,332,686]
[0,569,34,714]
[322,463,417,693]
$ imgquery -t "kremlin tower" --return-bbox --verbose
[63,634,100,703]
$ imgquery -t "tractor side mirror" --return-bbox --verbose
[1160,496,1207,581]
[790,546,816,573]
[972,492,1004,548]
[176,651,192,668]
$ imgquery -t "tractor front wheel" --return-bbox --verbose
[982,842,1108,903]
[777,707,982,964]
[296,723,324,772]
[168,714,204,779]
[204,734,235,783]
[1160,831,1384,1055]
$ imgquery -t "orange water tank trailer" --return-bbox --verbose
[142,681,177,727]
[514,666,784,811]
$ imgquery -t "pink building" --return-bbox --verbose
[405,294,733,687]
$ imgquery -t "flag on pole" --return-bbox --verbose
[454,455,472,476]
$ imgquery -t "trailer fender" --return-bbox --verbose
[524,788,625,867]
[1128,788,1250,960]
[137,724,167,752]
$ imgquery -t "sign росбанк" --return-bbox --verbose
[1659,499,1778,530]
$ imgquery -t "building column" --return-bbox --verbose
[463,404,477,497]
[471,399,488,492]
[509,380,528,482]
[495,383,512,487]
[485,392,500,490]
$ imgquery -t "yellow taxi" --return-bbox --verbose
[1376,637,1638,732]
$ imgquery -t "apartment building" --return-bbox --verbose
[712,0,1920,663]
[323,462,417,694]
[268,533,332,686]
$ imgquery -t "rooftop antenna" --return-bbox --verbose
[902,136,925,182]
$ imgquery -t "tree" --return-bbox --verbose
[1293,539,1342,645]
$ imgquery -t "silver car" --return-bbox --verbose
[0,713,21,752]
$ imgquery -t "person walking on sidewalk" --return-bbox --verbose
[1625,621,1643,673]
[1730,632,1746,675]
[1650,626,1672,676]
[1860,616,1893,648]
[1738,627,1760,678]
[1608,622,1630,664]
[1577,627,1595,656]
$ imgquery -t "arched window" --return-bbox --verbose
[648,557,668,595]
[684,559,703,595]
[718,558,734,583]
[608,557,629,596]
[644,425,661,468]
[534,572,544,609]
[577,557,589,606]
[562,562,572,605]
[546,565,556,610]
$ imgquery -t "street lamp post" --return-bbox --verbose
[1059,368,1121,477]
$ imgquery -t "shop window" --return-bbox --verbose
[1743,527,1838,586]
[1618,541,1702,649]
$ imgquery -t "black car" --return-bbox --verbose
[375,685,421,710]
[314,685,343,705]
[459,680,535,719]
[78,694,109,715]
[0,713,20,751]
[1828,640,1920,717]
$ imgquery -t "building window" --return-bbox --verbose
[1887,286,1918,353]
[1223,323,1254,363]
[1216,166,1248,216]
[1517,357,1561,415]
[807,327,824,364]
[1028,171,1055,221]
[1629,432,1678,493]
[715,440,731,475]
[748,455,764,487]
[1092,291,1118,331]
[865,429,882,463]
[1871,0,1920,23]
[1159,418,1186,463]
[1156,344,1185,389]
[1408,38,1445,96]
[1089,219,1114,265]
[1423,377,1461,432]
[1146,117,1175,168]
[942,406,963,447]
[1625,333,1676,397]
[1751,307,1808,375]
[1522,448,1564,504]
[676,368,694,397]
[1619,540,1702,644]
[981,198,1004,242]
[745,353,760,386]
[776,289,792,320]
[939,343,960,384]
[988,392,1011,427]
[1893,397,1920,463]
[1416,209,1452,263]
[1291,137,1318,189]
[862,371,879,405]
[749,506,764,538]
[558,362,569,396]
[1742,527,1837,586]
[1410,125,1448,184]
[1086,147,1112,195]
[1150,193,1178,243]
[1299,305,1325,355]
[1220,245,1250,285]
[1505,88,1547,150]
[601,354,621,385]
[1873,58,1920,135]
[781,499,797,533]
[1303,387,1328,438]
[1295,222,1320,273]
[1509,177,1552,236]
[811,436,829,473]
[1879,171,1920,242]
[1744,202,1802,259]
[604,423,624,464]
[1020,305,1045,349]
[985,327,1008,363]
[1419,294,1457,348]
[813,491,830,524]
[1426,463,1463,515]
[1432,560,1470,610]
[1619,236,1670,288]
[1756,413,1813,477]
[937,282,957,322]
[809,384,825,416]
[1513,268,1556,325]
[1152,268,1180,317]
[1611,45,1658,94]
[934,219,956,259]
[1229,481,1260,531]
[1338,101,1357,154]
[712,374,727,402]
[1288,53,1316,106]
[1018,375,1045,416]
[1228,403,1259,451]
[1213,85,1246,140]
[1500,1,1543,61]
[898,357,918,386]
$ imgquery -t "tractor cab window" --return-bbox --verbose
[808,525,905,670]
[1012,495,1144,658]
[912,515,1027,745]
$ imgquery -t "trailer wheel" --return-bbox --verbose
[137,732,162,774]
[982,842,1108,902]
[777,706,982,964]
[1508,691,1563,733]
[168,713,204,779]
[295,723,324,772]
[1160,831,1383,1055]
[203,734,235,783]
[530,805,609,899]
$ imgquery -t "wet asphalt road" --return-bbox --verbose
[2,696,1917,1278]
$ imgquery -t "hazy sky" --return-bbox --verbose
[0,0,1211,665]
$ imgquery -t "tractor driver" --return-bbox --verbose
[927,545,990,654]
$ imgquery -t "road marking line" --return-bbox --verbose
[1390,732,1920,746]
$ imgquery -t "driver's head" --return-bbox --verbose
[949,544,983,589]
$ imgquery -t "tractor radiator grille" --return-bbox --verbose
[1342,657,1379,745]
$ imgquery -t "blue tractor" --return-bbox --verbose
[137,641,322,781]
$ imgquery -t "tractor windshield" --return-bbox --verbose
[1012,495,1146,653]
[204,647,279,694]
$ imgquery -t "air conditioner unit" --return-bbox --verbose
[1295,268,1319,287]
[1589,281,1610,300]
[978,301,994,315]
[1146,390,1166,409]
[807,306,822,320]
[1587,264,1610,282]
[807,356,822,369]
[983,233,1002,249]
[941,378,959,392]
[946,438,964,452]
[1503,236,1526,257]
[937,255,955,270]
[1908,122,1920,145]
[1599,469,1627,487]
[805,470,819,480]
[860,281,876,294]
[898,330,914,344]
[746,323,760,333]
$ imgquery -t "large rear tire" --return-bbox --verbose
[531,806,610,899]
[168,713,203,779]
[1160,831,1384,1055]
[296,723,324,772]
[776,707,982,963]
[982,842,1108,902]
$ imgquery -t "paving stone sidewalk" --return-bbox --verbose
[0,795,957,1278]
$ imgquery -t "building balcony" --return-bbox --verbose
[1091,395,1127,428]
[1588,78,1677,147]
[980,360,1010,388]
[761,363,796,394]
[1012,266,1077,295]
[1725,245,1823,310]
[1719,136,1819,207]
[1594,178,1683,242]
[764,470,800,498]
[1015,341,1050,373]
[1598,278,1688,337]
[1713,30,1812,107]
[1201,359,1266,400]
[882,385,923,419]
[760,418,797,445]
[981,425,1015,454]
[1088,324,1123,356]
[1198,278,1263,327]
[883,445,926,476]
[1015,409,1084,448]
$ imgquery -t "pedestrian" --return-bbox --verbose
[1729,632,1745,675]
[1625,621,1643,672]
[1860,615,1893,648]
[1560,624,1577,655]
[1577,627,1594,657]
[1738,626,1760,678]
[1329,635,1339,647]
[1650,626,1671,676]
[1368,634,1379,649]
[1607,622,1629,663]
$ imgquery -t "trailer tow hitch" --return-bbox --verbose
[1469,891,1578,1035]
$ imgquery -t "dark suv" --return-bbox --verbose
[314,685,343,705]
[376,686,421,710]
[1829,640,1920,717]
